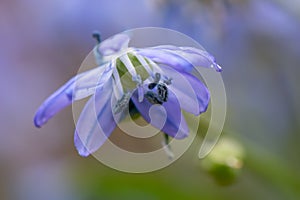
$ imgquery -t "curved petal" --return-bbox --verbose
[136,48,194,72]
[74,79,118,157]
[34,63,112,128]
[131,89,189,139]
[160,65,210,115]
[173,46,222,72]
[34,75,76,128]
[98,33,130,56]
[139,45,222,72]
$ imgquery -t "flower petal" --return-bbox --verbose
[74,79,118,157]
[72,66,107,100]
[161,65,210,115]
[172,46,222,72]
[98,33,130,56]
[34,64,110,128]
[131,89,189,139]
[138,45,222,72]
[136,48,194,72]
[34,75,78,128]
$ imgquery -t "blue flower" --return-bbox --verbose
[34,32,221,157]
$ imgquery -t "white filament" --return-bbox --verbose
[119,54,138,80]
[111,60,124,100]
[134,54,155,78]
[144,58,164,78]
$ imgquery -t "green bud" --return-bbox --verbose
[200,137,245,185]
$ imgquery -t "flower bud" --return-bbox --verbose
[200,137,245,185]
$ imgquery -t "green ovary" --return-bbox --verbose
[116,53,151,91]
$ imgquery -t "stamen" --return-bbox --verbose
[144,91,163,105]
[148,73,161,89]
[119,54,138,80]
[148,82,157,90]
[144,58,164,76]
[112,61,124,100]
[113,92,131,114]
[92,31,101,44]
[134,54,155,78]
[145,73,169,104]
[157,83,168,102]
[163,77,172,85]
[130,74,144,102]
[132,74,142,84]
[137,85,144,102]
[154,73,161,82]
[92,31,104,65]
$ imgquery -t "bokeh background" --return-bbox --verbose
[1,0,300,199]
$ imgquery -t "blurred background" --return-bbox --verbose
[1,0,300,199]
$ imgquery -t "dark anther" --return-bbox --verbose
[148,82,158,90]
[157,83,168,102]
[92,31,101,44]
[144,91,163,105]
[145,82,169,104]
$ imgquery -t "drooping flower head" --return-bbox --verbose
[34,31,222,157]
